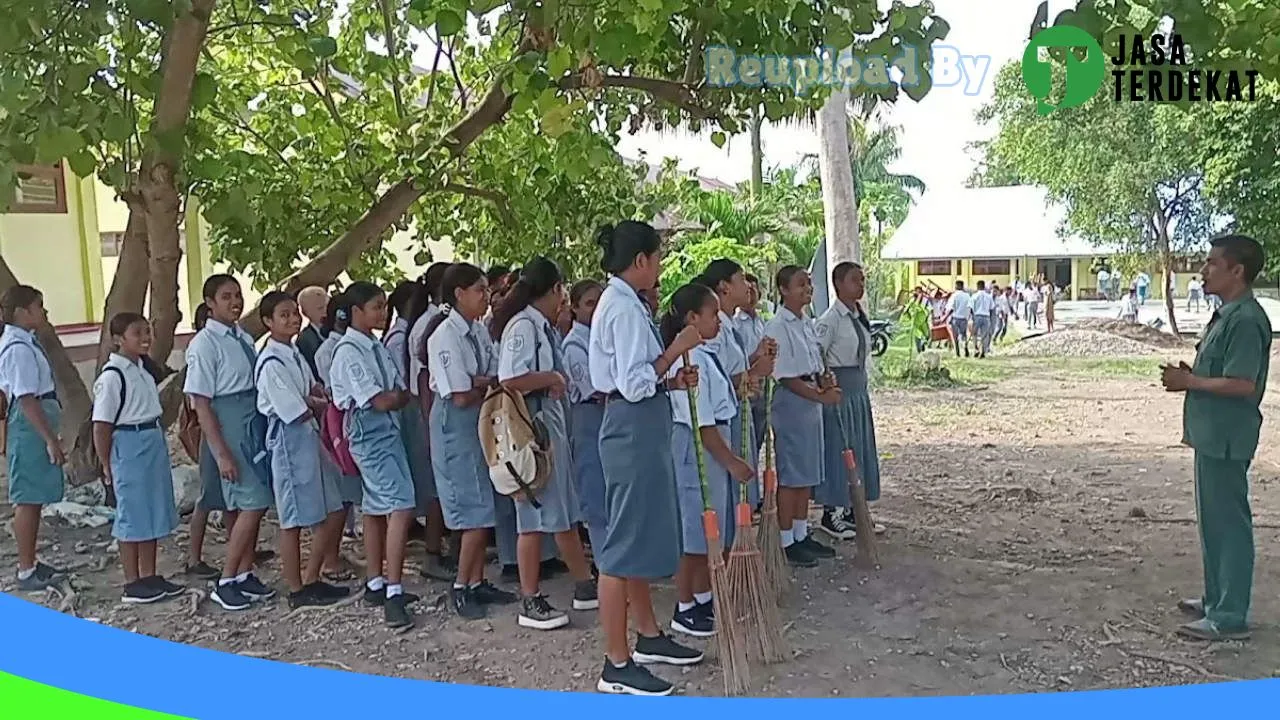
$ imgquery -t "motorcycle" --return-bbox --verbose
[869,319,895,358]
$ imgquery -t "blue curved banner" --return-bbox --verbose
[1,592,1277,717]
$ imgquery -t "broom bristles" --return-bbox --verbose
[728,516,789,665]
[708,536,751,696]
[757,487,788,602]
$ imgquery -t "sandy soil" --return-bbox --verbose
[4,355,1279,696]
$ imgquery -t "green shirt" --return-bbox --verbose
[1182,290,1272,461]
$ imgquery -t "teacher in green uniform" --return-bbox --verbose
[1161,233,1270,642]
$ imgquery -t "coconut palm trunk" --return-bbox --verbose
[814,90,859,313]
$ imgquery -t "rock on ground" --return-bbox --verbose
[1002,330,1161,358]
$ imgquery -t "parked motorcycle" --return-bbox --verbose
[869,320,895,358]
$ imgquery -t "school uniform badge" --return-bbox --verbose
[506,334,526,354]
[440,350,451,368]
[570,363,585,382]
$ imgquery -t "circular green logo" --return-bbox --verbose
[1022,26,1106,115]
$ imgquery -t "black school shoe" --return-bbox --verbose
[597,659,674,696]
[820,509,856,541]
[237,574,277,601]
[798,535,836,559]
[670,605,715,638]
[384,593,414,629]
[451,586,486,620]
[122,578,167,604]
[212,582,252,611]
[305,581,351,601]
[633,633,704,666]
[573,579,599,611]
[363,586,421,607]
[288,584,339,610]
[184,561,220,581]
[148,576,187,598]
[785,543,818,568]
[472,580,517,605]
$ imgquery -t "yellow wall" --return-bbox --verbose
[0,167,105,325]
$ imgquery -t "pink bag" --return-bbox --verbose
[320,404,360,476]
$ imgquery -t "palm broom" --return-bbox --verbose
[725,382,789,664]
[685,354,750,696]
[829,379,879,569]
[755,379,788,602]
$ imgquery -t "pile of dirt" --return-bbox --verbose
[1070,318,1188,349]
[1002,329,1162,358]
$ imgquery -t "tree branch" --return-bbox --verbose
[560,73,719,120]
[208,19,298,34]
[425,31,445,108]
[440,183,516,226]
[208,107,292,171]
[378,0,408,122]
[445,37,468,108]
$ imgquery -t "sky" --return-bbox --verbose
[616,0,1062,191]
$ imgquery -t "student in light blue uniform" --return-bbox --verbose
[330,282,420,629]
[493,258,599,631]
[427,264,518,620]
[185,275,276,611]
[590,221,704,697]
[814,262,885,543]
[92,312,184,605]
[564,279,608,557]
[315,293,363,551]
[735,273,772,462]
[1,285,68,592]
[255,292,352,610]
[698,260,776,526]
[408,262,453,580]
[661,283,756,640]
[764,266,840,570]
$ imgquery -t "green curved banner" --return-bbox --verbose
[0,672,189,718]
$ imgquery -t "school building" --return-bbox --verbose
[881,185,1201,300]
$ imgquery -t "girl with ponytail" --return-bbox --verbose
[407,262,453,581]
[562,280,607,557]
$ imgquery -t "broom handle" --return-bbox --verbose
[739,380,751,505]
[684,353,713,513]
[763,378,775,473]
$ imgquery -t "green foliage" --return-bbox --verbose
[659,235,778,303]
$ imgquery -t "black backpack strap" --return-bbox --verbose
[102,366,128,426]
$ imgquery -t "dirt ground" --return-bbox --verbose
[4,353,1280,696]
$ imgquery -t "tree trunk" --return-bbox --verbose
[140,0,217,366]
[816,90,860,312]
[749,106,763,199]
[95,199,150,369]
[1153,203,1179,336]
[0,254,98,486]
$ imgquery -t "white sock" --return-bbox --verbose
[453,582,466,590]
[17,566,35,581]
[781,529,795,547]
[366,576,386,592]
[218,577,237,587]
[694,591,713,606]
[793,519,808,541]
[386,584,403,599]
[468,582,482,590]
[678,600,696,612]
[234,571,250,583]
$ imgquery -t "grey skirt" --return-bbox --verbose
[570,401,608,552]
[268,417,345,529]
[818,366,881,505]
[347,407,415,517]
[673,423,730,556]
[400,403,436,514]
[200,390,273,512]
[110,424,178,542]
[596,392,681,579]
[429,394,495,530]
[6,397,65,506]
[514,395,581,534]
[770,382,824,489]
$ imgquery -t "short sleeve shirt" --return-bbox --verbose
[498,307,558,382]
[92,353,163,425]
[764,306,822,379]
[331,330,404,414]
[668,346,736,428]
[1182,292,1272,461]
[0,326,55,400]
[255,339,315,425]
[184,320,257,399]
[563,322,594,404]
[427,311,497,398]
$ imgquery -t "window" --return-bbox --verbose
[101,232,125,257]
[10,164,67,213]
[972,259,1011,275]
[917,260,951,276]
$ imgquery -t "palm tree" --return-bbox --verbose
[803,116,925,218]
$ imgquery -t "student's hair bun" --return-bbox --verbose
[594,224,615,253]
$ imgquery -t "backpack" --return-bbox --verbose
[320,402,360,476]
[178,400,201,463]
[478,383,550,508]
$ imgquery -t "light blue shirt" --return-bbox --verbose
[765,306,822,379]
[184,319,256,399]
[331,329,404,414]
[733,309,766,360]
[427,311,496,399]
[315,329,343,387]
[706,310,747,377]
[407,304,442,395]
[498,306,560,382]
[563,322,594,404]
[669,345,736,427]
[255,339,315,425]
[0,326,55,400]
[382,317,411,387]
[92,353,161,425]
[589,276,662,402]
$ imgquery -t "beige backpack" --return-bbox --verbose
[477,384,551,506]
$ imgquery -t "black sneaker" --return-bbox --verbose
[238,574,277,601]
[384,593,414,628]
[820,509,856,541]
[34,561,66,579]
[695,599,714,623]
[472,580,517,605]
[573,579,599,611]
[670,605,715,637]
[122,579,166,604]
[305,581,351,601]
[363,586,420,607]
[212,582,252,611]
[288,585,337,610]
[184,561,220,581]
[149,576,187,598]
[519,594,569,630]
[597,659,674,696]
[452,586,486,619]
[785,543,818,568]
[633,632,704,666]
[799,535,836,559]
[540,558,568,578]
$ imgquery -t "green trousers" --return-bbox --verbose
[1193,452,1254,631]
